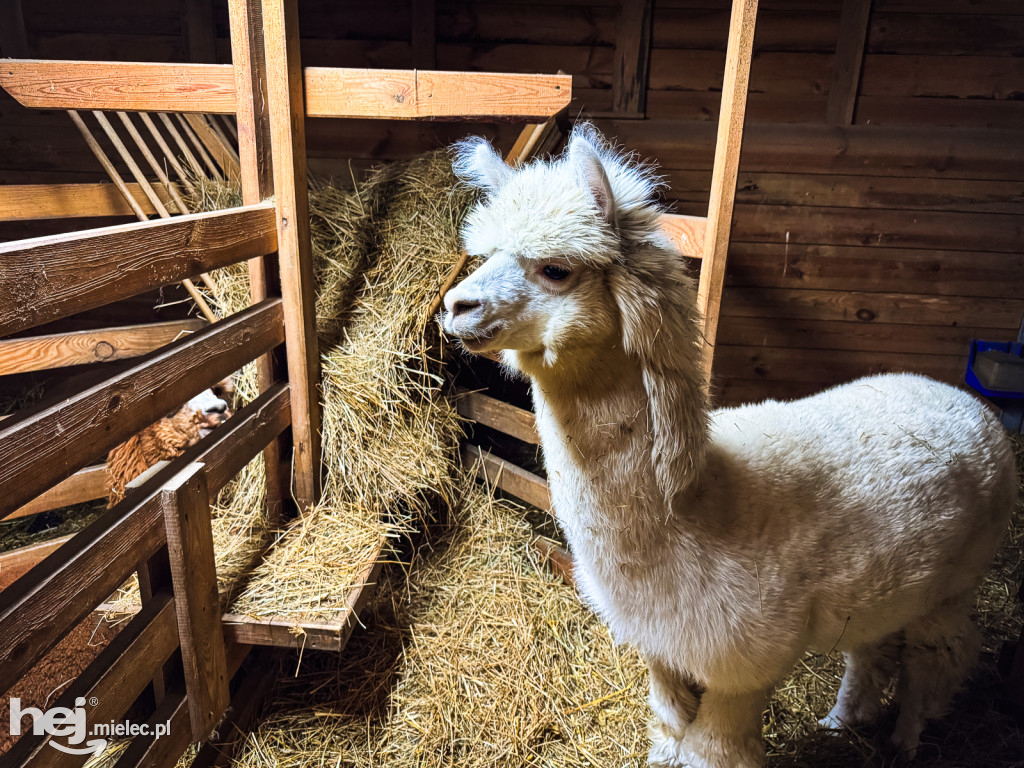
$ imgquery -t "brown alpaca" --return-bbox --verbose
[105,380,235,506]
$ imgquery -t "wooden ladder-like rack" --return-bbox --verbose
[0,0,571,763]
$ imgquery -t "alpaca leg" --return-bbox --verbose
[647,658,701,766]
[891,605,980,760]
[650,686,767,768]
[819,634,901,729]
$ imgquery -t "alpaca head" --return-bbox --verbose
[443,124,708,496]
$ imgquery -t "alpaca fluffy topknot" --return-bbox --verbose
[452,123,667,266]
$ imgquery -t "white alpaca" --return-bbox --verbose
[442,125,1017,768]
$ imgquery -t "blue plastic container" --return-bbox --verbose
[965,338,1024,433]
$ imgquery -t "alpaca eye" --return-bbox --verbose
[542,265,571,281]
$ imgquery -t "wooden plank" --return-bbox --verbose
[611,0,653,115]
[230,0,287,522]
[722,286,1024,328]
[0,383,289,697]
[826,0,872,125]
[714,344,964,384]
[1,60,572,120]
[161,463,229,740]
[0,203,276,337]
[0,535,71,575]
[531,535,575,587]
[663,170,1024,216]
[697,0,758,374]
[0,60,236,113]
[456,389,539,445]
[0,318,205,375]
[4,593,178,767]
[723,243,1024,299]
[659,213,707,259]
[0,182,182,221]
[262,0,322,512]
[222,544,384,651]
[303,68,572,120]
[462,443,551,510]
[0,300,285,517]
[9,465,108,520]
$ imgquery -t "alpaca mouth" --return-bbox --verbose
[458,326,500,352]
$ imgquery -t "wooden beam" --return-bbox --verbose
[827,0,872,125]
[612,0,653,115]
[0,300,285,516]
[0,319,206,376]
[262,0,322,512]
[696,0,758,377]
[462,443,551,510]
[0,203,276,337]
[161,463,230,740]
[0,535,72,575]
[456,389,540,445]
[8,465,109,520]
[230,0,287,522]
[0,383,289,696]
[660,213,707,259]
[303,68,572,120]
[0,60,572,120]
[0,182,183,222]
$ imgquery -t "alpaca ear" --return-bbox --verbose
[452,136,512,195]
[607,262,707,503]
[569,129,617,227]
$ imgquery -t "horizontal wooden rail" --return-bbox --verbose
[660,213,707,259]
[0,535,72,574]
[0,182,184,222]
[3,592,179,766]
[9,465,108,520]
[304,68,571,120]
[456,389,539,445]
[0,300,285,516]
[0,319,206,376]
[0,60,572,120]
[0,382,290,695]
[0,61,237,113]
[0,204,276,337]
[462,443,551,510]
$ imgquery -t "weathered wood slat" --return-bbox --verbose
[462,443,551,510]
[0,319,206,376]
[456,389,539,445]
[0,60,571,120]
[0,204,276,337]
[611,0,652,115]
[0,535,72,574]
[0,300,285,516]
[5,593,178,767]
[0,182,182,221]
[659,213,707,259]
[826,0,872,125]
[723,243,1024,299]
[0,383,290,696]
[723,286,1024,328]
[304,68,572,120]
[9,465,109,520]
[161,463,229,740]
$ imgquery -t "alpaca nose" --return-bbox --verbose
[451,298,481,317]
[206,399,228,414]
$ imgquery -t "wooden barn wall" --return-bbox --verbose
[1,0,1022,405]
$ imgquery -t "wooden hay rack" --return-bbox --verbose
[0,0,571,763]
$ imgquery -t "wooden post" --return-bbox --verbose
[161,462,230,741]
[230,0,290,521]
[612,0,653,116]
[696,0,758,379]
[260,0,323,512]
[826,0,872,125]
